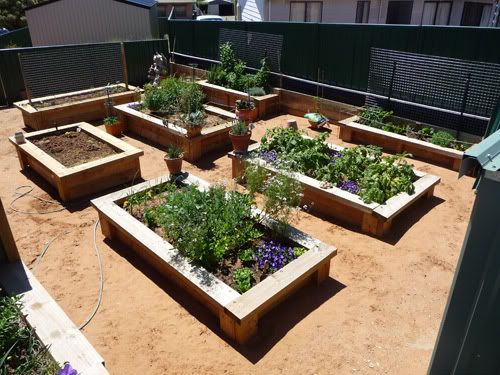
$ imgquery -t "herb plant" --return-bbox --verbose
[430,130,455,148]
[235,99,255,110]
[103,116,118,125]
[231,120,250,135]
[166,145,183,159]
[233,267,253,293]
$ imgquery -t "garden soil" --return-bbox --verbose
[32,131,118,167]
[0,108,475,375]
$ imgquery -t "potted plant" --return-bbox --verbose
[103,115,123,136]
[235,97,257,122]
[229,120,252,154]
[164,145,183,175]
[180,110,204,138]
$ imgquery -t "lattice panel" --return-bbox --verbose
[367,48,500,136]
[219,28,283,72]
[19,43,125,99]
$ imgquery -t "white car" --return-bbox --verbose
[196,15,224,21]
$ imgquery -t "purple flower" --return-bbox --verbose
[338,180,360,194]
[127,102,141,110]
[329,149,342,163]
[58,363,77,375]
[255,241,298,272]
[260,150,278,163]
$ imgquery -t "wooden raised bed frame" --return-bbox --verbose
[115,103,235,162]
[0,198,108,373]
[339,115,465,171]
[9,123,144,202]
[229,142,441,237]
[15,84,141,131]
[91,174,337,344]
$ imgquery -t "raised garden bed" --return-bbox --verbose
[9,123,144,202]
[229,132,441,237]
[339,115,476,171]
[115,103,235,162]
[197,80,279,120]
[91,174,336,344]
[15,84,141,131]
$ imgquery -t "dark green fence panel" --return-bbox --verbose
[485,98,500,137]
[165,20,500,95]
[124,39,169,86]
[0,39,168,105]
[158,17,169,39]
[0,28,32,49]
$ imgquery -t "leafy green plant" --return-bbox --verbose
[150,185,262,270]
[233,267,253,293]
[254,128,416,204]
[166,145,183,159]
[430,130,455,148]
[238,248,254,262]
[247,87,266,96]
[207,42,270,93]
[179,110,205,129]
[103,116,118,125]
[0,294,59,374]
[178,81,205,114]
[235,99,255,110]
[358,105,393,129]
[230,120,250,135]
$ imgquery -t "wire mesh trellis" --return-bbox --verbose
[367,48,500,136]
[19,43,125,100]
[218,28,283,72]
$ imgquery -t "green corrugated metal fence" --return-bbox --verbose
[0,39,168,105]
[0,27,32,49]
[160,19,500,93]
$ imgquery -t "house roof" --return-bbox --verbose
[25,0,156,11]
[157,0,195,3]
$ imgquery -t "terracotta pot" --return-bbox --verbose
[105,122,123,136]
[186,126,202,138]
[164,156,183,175]
[230,131,252,154]
[236,107,257,122]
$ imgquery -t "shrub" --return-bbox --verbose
[178,82,205,114]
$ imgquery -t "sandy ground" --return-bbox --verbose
[0,108,475,374]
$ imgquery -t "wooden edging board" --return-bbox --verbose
[9,122,144,202]
[115,103,235,162]
[229,141,441,237]
[91,174,337,344]
[0,261,109,374]
[339,116,465,171]
[14,84,141,131]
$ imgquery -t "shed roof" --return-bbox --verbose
[25,0,156,11]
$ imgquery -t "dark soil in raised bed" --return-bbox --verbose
[32,130,119,167]
[143,109,231,130]
[125,187,301,293]
[32,85,127,109]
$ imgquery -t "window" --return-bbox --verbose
[421,1,452,25]
[386,1,414,24]
[461,2,492,26]
[356,1,371,23]
[290,1,323,22]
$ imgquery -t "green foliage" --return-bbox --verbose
[247,87,266,97]
[179,110,205,129]
[166,144,183,159]
[359,153,416,204]
[238,248,254,262]
[123,182,177,212]
[103,116,118,125]
[230,120,250,135]
[0,0,40,30]
[256,127,417,204]
[233,267,253,293]
[146,185,262,270]
[358,105,393,128]
[293,247,306,258]
[0,293,59,374]
[207,42,270,93]
[430,130,455,148]
[245,163,303,230]
[142,77,205,119]
[235,99,255,110]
